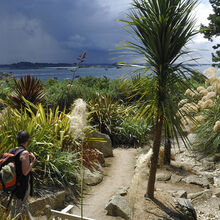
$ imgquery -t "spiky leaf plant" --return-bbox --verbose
[8,75,45,110]
[119,0,198,198]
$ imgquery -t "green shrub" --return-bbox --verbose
[0,100,80,192]
[193,98,220,155]
[43,76,124,111]
[88,94,151,146]
[113,117,152,147]
[7,75,45,110]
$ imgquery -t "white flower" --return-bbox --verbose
[213,121,220,133]
[197,86,205,92]
[69,98,88,140]
[199,89,208,96]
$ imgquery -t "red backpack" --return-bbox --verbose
[0,147,24,192]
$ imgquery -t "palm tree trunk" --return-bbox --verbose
[145,114,164,199]
[164,136,171,165]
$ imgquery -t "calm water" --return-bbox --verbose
[0,65,211,81]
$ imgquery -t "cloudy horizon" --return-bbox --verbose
[0,0,217,65]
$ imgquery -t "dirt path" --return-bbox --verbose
[71,148,137,220]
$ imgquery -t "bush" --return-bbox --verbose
[43,76,124,111]
[0,100,80,192]
[193,99,220,155]
[113,117,151,147]
[88,94,151,146]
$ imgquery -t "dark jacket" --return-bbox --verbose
[9,146,33,200]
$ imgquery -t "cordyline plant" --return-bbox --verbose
[8,74,45,110]
[119,0,199,198]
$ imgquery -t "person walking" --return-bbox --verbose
[9,130,36,219]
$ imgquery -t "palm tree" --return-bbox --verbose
[119,0,198,198]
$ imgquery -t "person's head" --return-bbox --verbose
[16,130,30,147]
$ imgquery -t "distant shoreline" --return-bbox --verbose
[0,61,211,70]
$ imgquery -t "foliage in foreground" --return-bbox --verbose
[0,101,80,192]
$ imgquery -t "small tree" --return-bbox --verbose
[200,0,220,67]
[120,0,198,198]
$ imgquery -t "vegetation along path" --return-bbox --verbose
[71,148,137,220]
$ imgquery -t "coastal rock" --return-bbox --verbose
[89,130,113,157]
[105,194,131,220]
[156,173,171,181]
[182,175,210,188]
[84,166,104,186]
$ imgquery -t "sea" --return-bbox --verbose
[0,64,211,81]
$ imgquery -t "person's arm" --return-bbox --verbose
[20,151,36,176]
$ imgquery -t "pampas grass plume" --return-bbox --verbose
[213,121,220,133]
[69,98,88,140]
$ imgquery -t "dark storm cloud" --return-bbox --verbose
[0,0,130,64]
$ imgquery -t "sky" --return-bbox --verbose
[0,0,216,64]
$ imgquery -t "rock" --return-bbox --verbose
[156,173,171,181]
[105,194,131,220]
[115,185,129,196]
[201,159,215,171]
[84,167,103,186]
[213,188,220,198]
[175,198,197,220]
[188,189,212,201]
[29,191,66,216]
[170,174,183,183]
[173,190,187,199]
[213,153,220,162]
[89,130,113,157]
[95,149,105,166]
[214,176,220,187]
[182,175,210,188]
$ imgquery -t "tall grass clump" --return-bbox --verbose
[180,67,220,155]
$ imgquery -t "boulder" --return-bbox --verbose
[89,130,113,157]
[188,189,212,201]
[29,191,66,216]
[105,194,131,220]
[170,174,183,184]
[84,167,104,186]
[214,176,220,187]
[175,198,197,220]
[201,159,215,171]
[115,185,129,197]
[182,175,210,188]
[156,173,171,181]
[173,190,187,199]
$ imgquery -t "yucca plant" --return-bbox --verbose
[7,75,45,110]
[119,0,198,198]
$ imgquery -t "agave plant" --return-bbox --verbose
[8,74,45,110]
[119,0,198,198]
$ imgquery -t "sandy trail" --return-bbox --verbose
[71,148,137,220]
